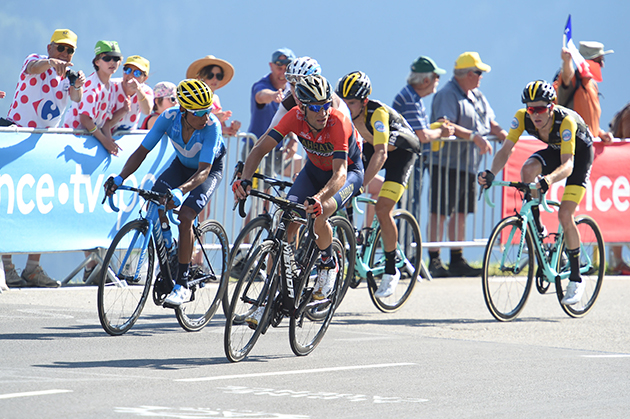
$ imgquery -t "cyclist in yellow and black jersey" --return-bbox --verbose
[336,71,419,299]
[478,80,595,306]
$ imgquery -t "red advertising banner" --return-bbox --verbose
[502,139,630,243]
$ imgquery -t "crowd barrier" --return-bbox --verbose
[1,127,628,284]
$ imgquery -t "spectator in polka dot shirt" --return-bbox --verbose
[110,55,154,132]
[0,29,87,288]
[2,28,86,130]
[63,40,124,156]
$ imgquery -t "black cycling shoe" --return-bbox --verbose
[428,258,449,278]
[448,258,482,277]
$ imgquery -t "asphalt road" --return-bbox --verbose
[1,275,630,419]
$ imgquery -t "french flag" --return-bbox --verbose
[563,15,594,79]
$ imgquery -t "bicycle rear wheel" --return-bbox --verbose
[175,220,229,332]
[289,238,344,356]
[224,240,279,362]
[97,220,154,336]
[482,215,534,321]
[555,215,605,318]
[223,215,273,317]
[329,216,356,307]
[367,210,421,313]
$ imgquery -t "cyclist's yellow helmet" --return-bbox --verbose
[521,80,557,104]
[177,79,214,110]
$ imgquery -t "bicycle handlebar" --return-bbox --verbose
[483,180,553,213]
[231,161,293,190]
[104,184,180,225]
[237,189,317,239]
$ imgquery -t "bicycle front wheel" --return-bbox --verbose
[555,215,605,318]
[224,240,279,362]
[290,238,344,356]
[223,215,273,317]
[97,220,154,336]
[175,220,230,332]
[482,216,534,321]
[329,216,356,307]
[367,210,421,313]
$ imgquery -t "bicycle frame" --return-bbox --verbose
[348,195,414,282]
[106,185,180,286]
[485,180,595,283]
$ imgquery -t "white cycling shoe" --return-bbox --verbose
[375,269,400,298]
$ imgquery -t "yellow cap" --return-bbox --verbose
[50,29,77,48]
[124,55,150,74]
[454,52,491,72]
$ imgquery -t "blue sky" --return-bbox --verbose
[1,0,628,132]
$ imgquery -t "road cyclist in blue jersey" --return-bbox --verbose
[105,79,226,307]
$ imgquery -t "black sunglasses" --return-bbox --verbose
[206,72,224,81]
[101,55,121,63]
[56,44,75,55]
[473,70,483,76]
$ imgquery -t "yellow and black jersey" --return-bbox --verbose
[364,99,421,154]
[506,105,593,155]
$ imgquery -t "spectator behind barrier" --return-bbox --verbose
[187,55,241,137]
[427,51,507,278]
[1,28,88,288]
[141,81,177,130]
[111,55,154,132]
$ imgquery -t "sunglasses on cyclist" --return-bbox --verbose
[526,104,552,115]
[206,72,224,81]
[55,44,75,55]
[100,55,121,63]
[186,108,212,117]
[123,66,145,77]
[306,102,332,113]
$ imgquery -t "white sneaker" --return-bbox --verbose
[163,284,191,307]
[561,280,585,305]
[245,305,265,329]
[375,269,400,298]
[313,262,338,300]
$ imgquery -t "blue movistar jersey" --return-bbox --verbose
[141,107,224,169]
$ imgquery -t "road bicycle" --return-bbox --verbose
[97,182,229,335]
[224,189,344,362]
[224,162,294,317]
[481,180,605,321]
[332,195,422,313]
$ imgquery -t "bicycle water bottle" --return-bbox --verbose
[162,223,177,257]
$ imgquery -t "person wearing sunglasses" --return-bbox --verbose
[244,48,296,177]
[105,79,226,307]
[0,29,86,289]
[427,51,507,278]
[141,81,177,130]
[336,71,424,298]
[478,80,594,305]
[110,55,154,132]
[4,28,85,130]
[186,55,241,137]
[63,40,124,157]
[234,74,364,319]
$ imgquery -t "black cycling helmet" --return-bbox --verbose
[521,80,557,104]
[335,71,372,100]
[295,74,332,104]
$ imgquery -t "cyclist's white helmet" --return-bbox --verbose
[285,56,322,84]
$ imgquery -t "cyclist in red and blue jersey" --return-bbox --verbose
[234,74,364,312]
[105,79,225,307]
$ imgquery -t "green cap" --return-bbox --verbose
[411,56,446,75]
[94,40,122,57]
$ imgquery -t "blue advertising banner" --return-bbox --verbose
[0,130,176,253]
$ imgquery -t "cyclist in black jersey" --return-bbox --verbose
[336,71,418,298]
[478,80,595,305]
